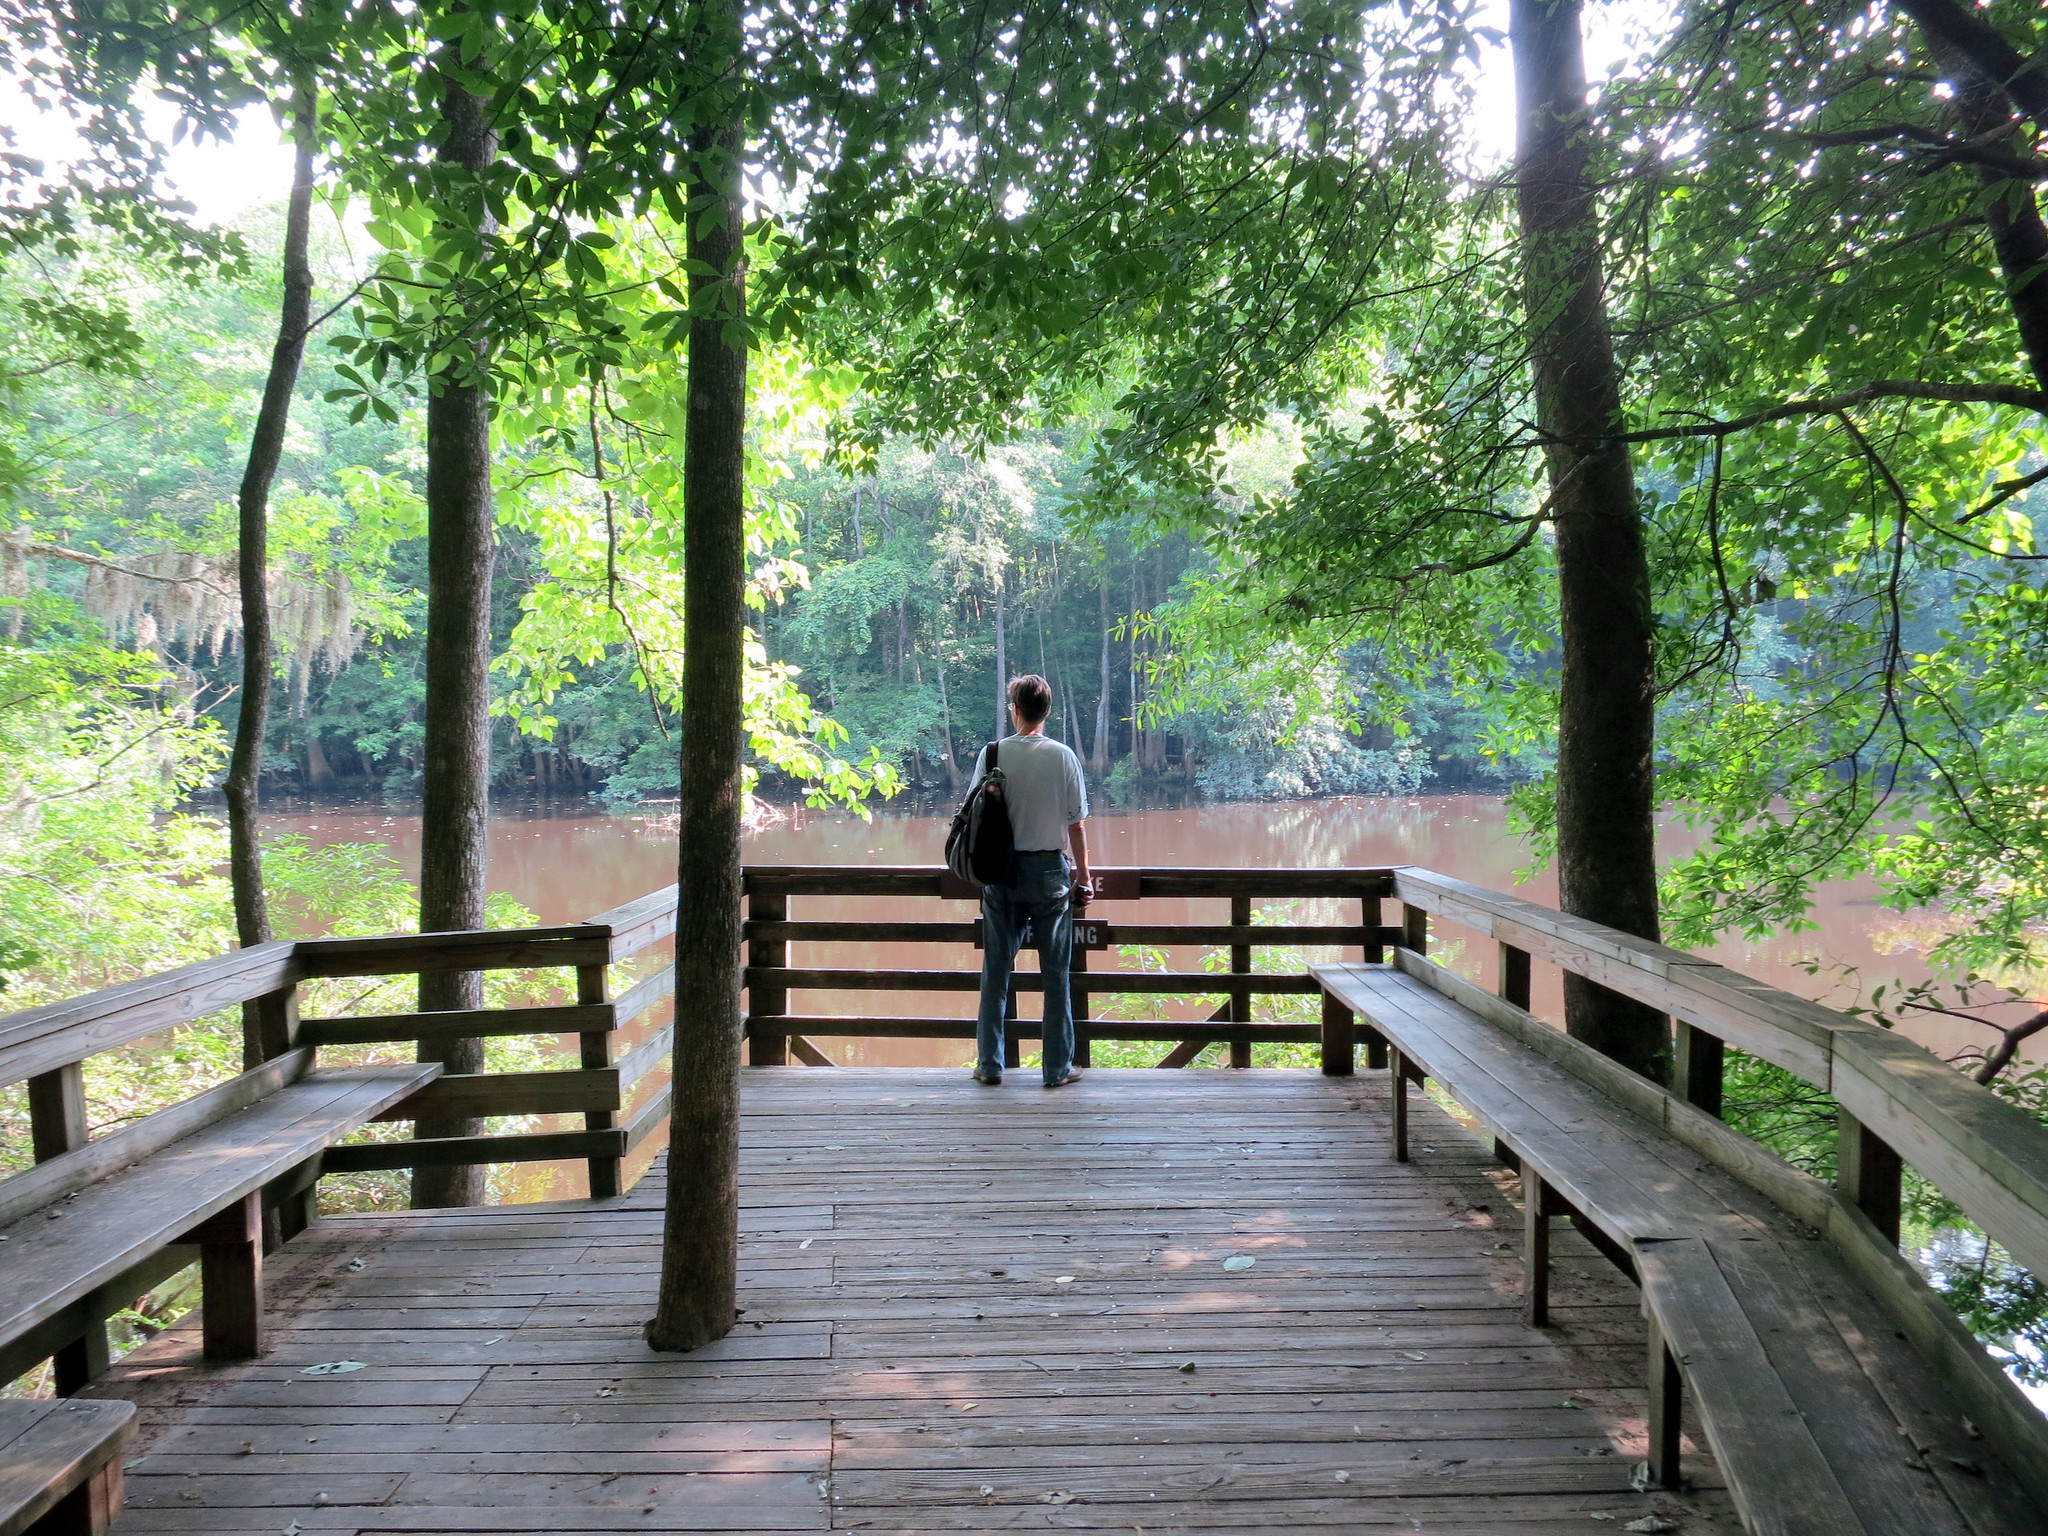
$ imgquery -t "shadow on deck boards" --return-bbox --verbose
[87,1068,1735,1533]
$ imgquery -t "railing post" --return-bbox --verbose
[242,984,299,1071]
[1498,943,1531,1011]
[746,889,789,1067]
[1004,970,1021,1071]
[29,1062,111,1393]
[1672,1021,1725,1119]
[1363,892,1385,965]
[1837,1111,1904,1245]
[1228,896,1252,1068]
[1401,903,1428,955]
[27,1063,87,1164]
[1071,945,1091,1069]
[579,963,621,1200]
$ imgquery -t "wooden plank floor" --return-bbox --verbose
[92,1068,1736,1533]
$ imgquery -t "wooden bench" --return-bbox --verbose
[0,1399,134,1536]
[0,1061,436,1391]
[1313,959,2048,1536]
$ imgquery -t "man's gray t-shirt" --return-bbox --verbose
[968,732,1088,853]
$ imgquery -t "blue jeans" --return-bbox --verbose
[977,851,1076,1084]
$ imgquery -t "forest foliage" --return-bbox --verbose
[0,2,2042,1086]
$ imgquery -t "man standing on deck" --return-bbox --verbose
[970,675,1094,1088]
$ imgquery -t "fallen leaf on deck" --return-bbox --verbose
[1054,1276,1074,1284]
[960,1402,977,1411]
[1177,1361,1197,1373]
[1333,1471,1350,1484]
[799,1238,814,1249]
[596,1387,618,1397]
[282,1525,301,1535]
[1629,1460,1654,1492]
[1623,1519,1679,1533]
[1040,1491,1076,1504]
[345,1258,366,1271]
[481,1335,506,1346]
[1400,1351,1427,1361]
[1222,1255,1255,1271]
[1589,1515,1615,1523]
[299,1360,367,1375]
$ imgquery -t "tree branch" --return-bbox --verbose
[1972,1007,2048,1085]
[1548,380,2048,446]
[1895,0,2048,134]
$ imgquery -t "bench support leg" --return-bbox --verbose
[1645,1312,1684,1490]
[1524,1171,1552,1328]
[1362,1025,1387,1072]
[32,1457,123,1536]
[1320,994,1354,1077]
[51,1323,110,1397]
[1389,1049,1410,1162]
[196,1192,265,1361]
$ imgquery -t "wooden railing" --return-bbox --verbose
[1387,868,2048,1294]
[7,859,2045,1290]
[739,864,1396,1069]
[0,887,681,1208]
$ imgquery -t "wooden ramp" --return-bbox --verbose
[91,1068,1736,1533]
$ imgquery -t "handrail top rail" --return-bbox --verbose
[1389,865,2048,1283]
[0,865,1392,1084]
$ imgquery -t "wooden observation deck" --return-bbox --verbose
[5,864,2048,1534]
[90,1068,1730,1532]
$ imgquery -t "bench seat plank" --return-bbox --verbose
[0,1065,436,1349]
[0,1398,135,1536]
[1637,1238,1865,1536]
[1330,970,1746,1241]
[1314,962,2048,1536]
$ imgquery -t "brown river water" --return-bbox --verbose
[261,792,2009,1073]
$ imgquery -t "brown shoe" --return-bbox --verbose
[1044,1068,1085,1089]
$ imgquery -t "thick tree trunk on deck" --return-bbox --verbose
[1511,0,1667,1081]
[413,76,500,1209]
[226,86,318,962]
[647,101,748,1354]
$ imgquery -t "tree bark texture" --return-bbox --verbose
[412,76,500,1209]
[647,108,748,1354]
[226,87,317,963]
[1511,0,1667,1080]
[1929,39,2048,392]
[1895,0,2048,132]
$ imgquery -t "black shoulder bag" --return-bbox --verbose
[944,741,1014,887]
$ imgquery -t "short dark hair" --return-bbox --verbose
[1008,674,1052,725]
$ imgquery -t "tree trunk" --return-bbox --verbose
[226,84,317,975]
[991,577,1009,741]
[1090,576,1110,774]
[1511,0,1666,1080]
[1929,41,2048,391]
[647,91,748,1354]
[1895,0,2048,131]
[412,74,501,1208]
[936,617,960,792]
